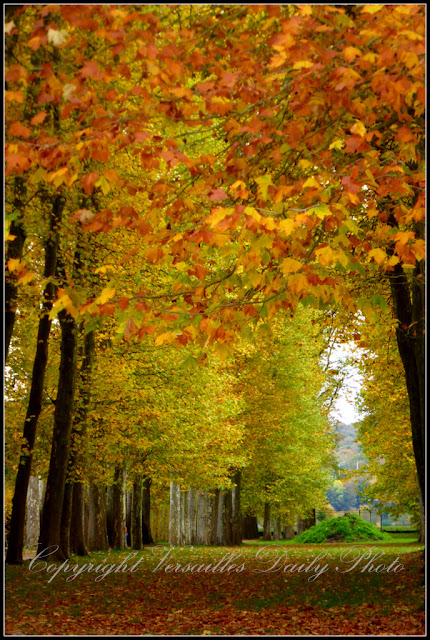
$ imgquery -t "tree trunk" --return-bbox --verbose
[131,478,143,550]
[273,517,282,540]
[39,307,78,562]
[181,488,188,545]
[263,502,271,541]
[188,487,197,545]
[61,328,95,556]
[6,196,63,565]
[106,465,125,549]
[24,476,40,549]
[142,477,153,544]
[169,481,181,546]
[418,491,425,544]
[87,483,109,550]
[5,177,26,360]
[283,524,294,540]
[210,489,220,546]
[232,470,242,545]
[204,490,218,546]
[388,257,425,509]
[242,514,258,539]
[126,490,132,547]
[219,489,233,546]
[196,489,209,545]
[70,482,89,555]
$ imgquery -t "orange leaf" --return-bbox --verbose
[8,121,31,139]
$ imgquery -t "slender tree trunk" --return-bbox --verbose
[210,489,220,546]
[232,470,242,545]
[5,178,27,360]
[388,259,425,508]
[142,477,153,545]
[387,214,425,510]
[126,490,132,547]
[188,487,197,545]
[61,328,95,556]
[6,197,63,565]
[242,514,258,539]
[39,308,78,562]
[263,503,272,541]
[87,483,109,550]
[196,490,209,545]
[181,488,188,545]
[273,517,282,540]
[418,492,425,544]
[204,490,218,546]
[131,478,143,550]
[70,482,89,555]
[107,465,125,549]
[283,524,294,540]
[24,476,40,548]
[220,489,233,546]
[169,482,181,546]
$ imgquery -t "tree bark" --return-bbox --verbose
[60,328,95,558]
[107,465,125,549]
[39,307,78,562]
[242,514,258,539]
[210,489,220,546]
[87,483,109,550]
[188,487,197,545]
[169,481,181,546]
[131,478,143,550]
[263,502,272,541]
[142,477,153,545]
[196,489,209,545]
[273,517,282,540]
[6,196,63,565]
[283,524,294,540]
[220,489,233,546]
[232,470,242,545]
[5,178,27,360]
[388,257,425,508]
[126,490,132,547]
[70,482,89,555]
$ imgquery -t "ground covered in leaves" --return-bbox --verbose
[5,537,424,635]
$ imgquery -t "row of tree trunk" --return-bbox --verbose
[169,471,243,546]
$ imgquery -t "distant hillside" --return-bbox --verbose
[335,422,367,471]
[326,422,367,511]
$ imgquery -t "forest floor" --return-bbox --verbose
[5,536,425,635]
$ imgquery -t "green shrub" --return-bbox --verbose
[296,513,389,543]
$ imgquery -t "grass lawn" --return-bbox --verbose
[5,534,424,635]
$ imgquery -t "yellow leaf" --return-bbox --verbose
[244,206,262,222]
[288,273,308,294]
[95,265,116,274]
[17,272,35,285]
[329,139,345,151]
[308,204,331,219]
[343,46,362,62]
[293,60,313,69]
[7,258,20,271]
[350,120,366,137]
[96,287,116,305]
[387,255,400,267]
[298,159,313,169]
[206,207,232,227]
[278,219,296,236]
[368,248,387,265]
[303,176,320,189]
[281,257,303,274]
[361,5,384,14]
[315,246,335,267]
